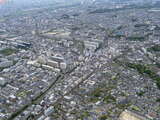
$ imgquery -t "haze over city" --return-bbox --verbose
[0,0,160,120]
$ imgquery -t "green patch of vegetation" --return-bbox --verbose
[116,102,131,110]
[99,114,108,120]
[89,88,102,102]
[106,29,116,37]
[52,103,62,118]
[16,91,28,98]
[130,105,141,111]
[101,72,112,78]
[127,36,145,41]
[89,97,99,103]
[22,56,30,59]
[155,105,160,113]
[134,23,149,28]
[89,4,157,15]
[0,30,5,35]
[70,110,77,115]
[89,85,115,103]
[127,63,160,89]
[79,111,90,119]
[117,25,124,30]
[0,48,18,56]
[0,67,6,72]
[156,98,160,102]
[127,63,151,74]
[92,87,103,98]
[155,62,160,68]
[131,18,138,22]
[89,8,115,14]
[111,73,120,80]
[109,34,126,39]
[13,60,18,65]
[147,45,160,52]
[103,94,116,103]
[136,90,145,97]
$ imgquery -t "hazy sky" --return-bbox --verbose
[0,0,158,6]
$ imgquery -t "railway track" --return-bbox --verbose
[7,24,112,120]
[6,65,78,120]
